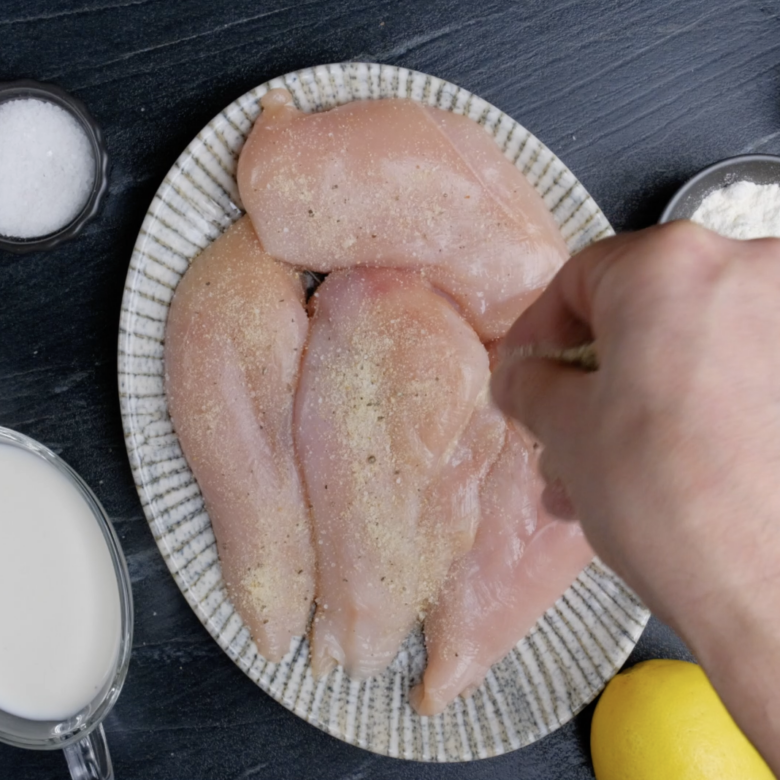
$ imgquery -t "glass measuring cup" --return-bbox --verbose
[0,427,133,779]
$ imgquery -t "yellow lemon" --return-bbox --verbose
[590,659,775,780]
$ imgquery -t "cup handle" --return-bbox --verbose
[63,723,114,780]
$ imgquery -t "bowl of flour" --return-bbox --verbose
[660,154,780,239]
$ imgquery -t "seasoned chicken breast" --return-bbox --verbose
[410,426,594,715]
[237,89,568,341]
[165,216,315,663]
[417,383,507,596]
[295,267,489,678]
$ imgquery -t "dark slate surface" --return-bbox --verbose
[1,0,777,777]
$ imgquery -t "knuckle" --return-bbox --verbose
[635,221,727,295]
[656,218,708,246]
[655,220,716,265]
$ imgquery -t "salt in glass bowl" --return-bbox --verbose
[0,80,109,254]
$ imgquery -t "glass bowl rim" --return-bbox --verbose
[659,153,780,224]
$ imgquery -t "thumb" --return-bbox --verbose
[490,353,592,455]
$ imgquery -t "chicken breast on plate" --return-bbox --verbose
[237,88,568,341]
[410,426,594,715]
[165,216,315,663]
[295,267,489,678]
[418,383,506,576]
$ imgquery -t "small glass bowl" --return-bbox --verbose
[0,80,109,254]
[660,154,780,223]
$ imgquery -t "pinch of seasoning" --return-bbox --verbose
[0,98,95,238]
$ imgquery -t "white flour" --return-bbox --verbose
[690,180,780,239]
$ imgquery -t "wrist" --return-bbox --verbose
[668,566,780,773]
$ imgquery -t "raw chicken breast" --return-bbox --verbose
[417,383,506,593]
[410,426,594,715]
[165,216,315,663]
[295,267,489,678]
[237,89,568,341]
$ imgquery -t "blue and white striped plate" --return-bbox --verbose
[118,63,649,761]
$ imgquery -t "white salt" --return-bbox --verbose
[691,180,780,240]
[0,98,95,239]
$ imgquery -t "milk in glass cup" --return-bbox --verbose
[0,427,133,779]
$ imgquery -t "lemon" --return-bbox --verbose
[590,659,775,780]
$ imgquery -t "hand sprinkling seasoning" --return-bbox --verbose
[0,98,95,239]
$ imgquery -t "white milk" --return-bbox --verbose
[0,443,121,721]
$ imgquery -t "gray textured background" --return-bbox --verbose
[1,0,778,777]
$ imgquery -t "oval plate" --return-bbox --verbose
[118,62,648,761]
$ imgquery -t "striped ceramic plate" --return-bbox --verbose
[118,62,649,761]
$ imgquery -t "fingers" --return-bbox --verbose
[541,480,578,520]
[503,230,643,354]
[507,223,727,357]
[492,230,654,447]
[490,352,591,451]
[538,449,578,520]
[493,227,682,481]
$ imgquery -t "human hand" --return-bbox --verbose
[491,222,780,772]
